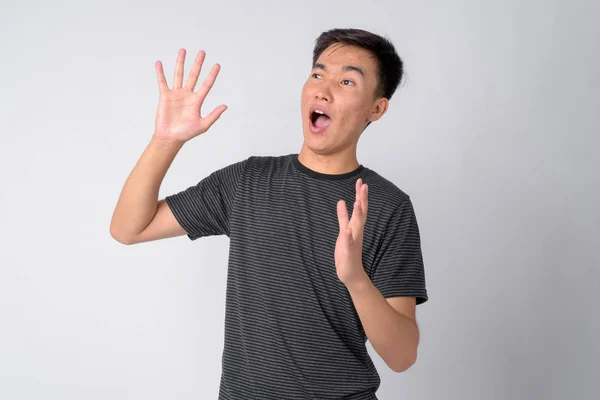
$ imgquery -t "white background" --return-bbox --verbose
[1,0,598,399]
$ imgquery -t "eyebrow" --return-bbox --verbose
[313,62,365,78]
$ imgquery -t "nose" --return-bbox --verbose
[316,91,329,102]
[315,81,332,102]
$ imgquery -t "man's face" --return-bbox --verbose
[300,43,387,156]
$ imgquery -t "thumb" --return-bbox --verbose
[337,200,349,232]
[339,226,353,247]
[202,104,228,129]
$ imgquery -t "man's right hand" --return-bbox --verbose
[153,49,227,144]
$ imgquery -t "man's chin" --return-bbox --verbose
[304,135,328,148]
[302,139,336,155]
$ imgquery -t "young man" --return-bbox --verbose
[111,28,428,400]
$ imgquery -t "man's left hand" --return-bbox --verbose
[335,178,370,289]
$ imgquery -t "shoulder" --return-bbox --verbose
[362,167,411,208]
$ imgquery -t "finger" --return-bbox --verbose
[362,183,369,216]
[351,199,364,226]
[196,63,221,99]
[185,50,206,91]
[355,178,362,204]
[350,201,366,243]
[337,200,349,232]
[155,60,169,92]
[201,104,228,129]
[173,48,186,89]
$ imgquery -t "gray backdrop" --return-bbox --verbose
[1,0,598,399]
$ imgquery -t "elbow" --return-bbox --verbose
[109,224,135,245]
[391,360,415,373]
[389,349,418,373]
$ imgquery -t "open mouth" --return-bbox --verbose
[310,110,332,131]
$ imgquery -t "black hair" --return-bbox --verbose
[312,28,404,101]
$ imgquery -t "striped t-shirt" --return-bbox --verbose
[165,153,428,400]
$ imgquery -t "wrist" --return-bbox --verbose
[150,134,185,151]
[344,270,371,293]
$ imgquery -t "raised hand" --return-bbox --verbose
[153,49,227,144]
[335,178,370,289]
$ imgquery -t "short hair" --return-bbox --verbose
[312,28,404,100]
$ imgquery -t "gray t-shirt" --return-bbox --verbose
[165,153,428,400]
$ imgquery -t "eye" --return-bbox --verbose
[312,73,321,79]
[342,79,355,86]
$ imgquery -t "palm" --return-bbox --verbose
[155,92,206,140]
[335,178,369,286]
[153,49,227,144]
[335,218,361,268]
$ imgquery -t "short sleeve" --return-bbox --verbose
[370,197,428,305]
[164,158,248,240]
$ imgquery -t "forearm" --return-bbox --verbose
[346,272,419,372]
[110,134,183,240]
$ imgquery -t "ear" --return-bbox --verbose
[368,97,389,123]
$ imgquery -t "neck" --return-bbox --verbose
[297,144,360,175]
